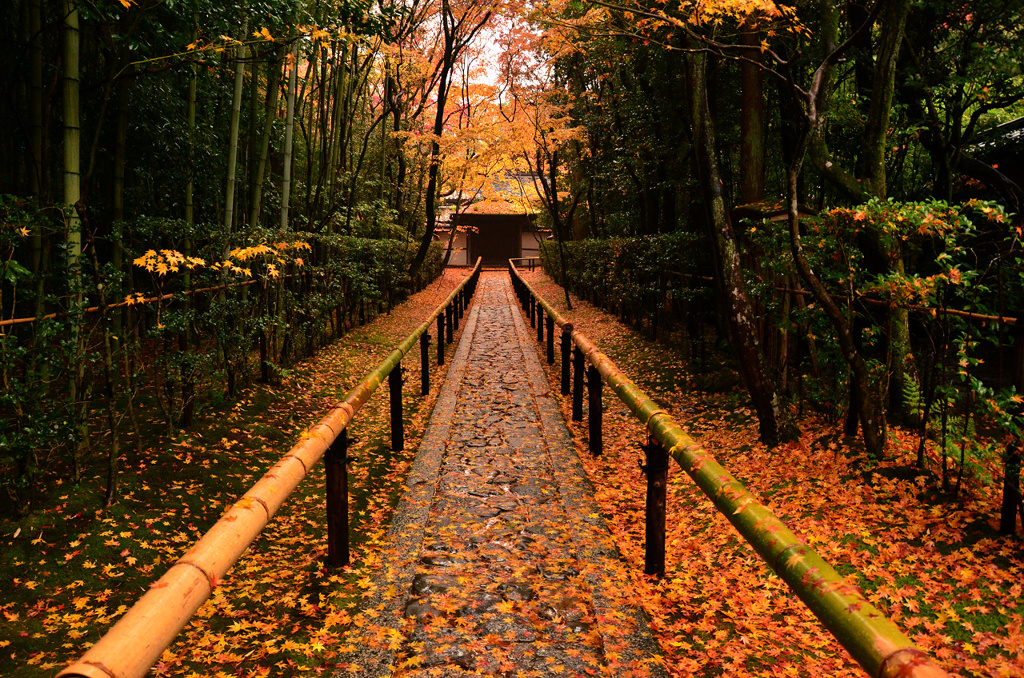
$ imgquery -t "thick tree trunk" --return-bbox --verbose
[859,0,910,197]
[684,45,790,447]
[862,0,913,421]
[807,0,913,429]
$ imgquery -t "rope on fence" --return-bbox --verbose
[0,279,264,328]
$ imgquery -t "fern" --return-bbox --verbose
[903,378,924,418]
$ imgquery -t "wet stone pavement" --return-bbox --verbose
[340,272,664,678]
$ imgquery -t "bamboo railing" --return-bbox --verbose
[55,259,482,678]
[508,260,949,678]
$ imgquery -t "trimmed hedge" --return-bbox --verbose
[539,234,712,339]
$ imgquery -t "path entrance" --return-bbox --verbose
[341,272,663,677]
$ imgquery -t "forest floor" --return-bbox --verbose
[1,266,1023,678]
[520,269,1024,678]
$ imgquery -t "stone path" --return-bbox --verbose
[341,272,664,678]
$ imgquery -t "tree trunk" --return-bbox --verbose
[1001,319,1024,533]
[64,0,85,482]
[409,0,492,277]
[410,48,452,276]
[738,29,765,206]
[28,0,44,203]
[859,0,910,197]
[244,47,260,228]
[280,41,298,230]
[786,166,886,457]
[112,75,129,341]
[223,20,248,238]
[250,45,284,228]
[185,20,197,228]
[684,43,790,446]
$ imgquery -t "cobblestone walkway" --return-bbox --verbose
[342,272,663,678]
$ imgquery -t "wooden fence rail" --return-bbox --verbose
[508,260,948,678]
[54,260,482,678]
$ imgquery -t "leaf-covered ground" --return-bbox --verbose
[521,270,1024,678]
[4,266,1023,677]
[332,273,665,678]
[0,269,472,677]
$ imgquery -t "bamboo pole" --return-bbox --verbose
[280,40,299,230]
[508,262,949,678]
[222,20,248,237]
[56,260,481,678]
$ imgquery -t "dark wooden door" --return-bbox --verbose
[463,214,523,266]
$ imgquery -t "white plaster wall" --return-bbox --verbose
[444,233,470,266]
[521,231,542,260]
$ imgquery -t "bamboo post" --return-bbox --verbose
[573,345,584,421]
[530,294,536,327]
[446,303,453,344]
[389,363,403,451]
[420,332,430,396]
[546,315,555,364]
[437,314,445,365]
[453,296,460,332]
[537,303,544,343]
[326,428,349,568]
[642,435,668,577]
[560,324,573,395]
[588,364,602,455]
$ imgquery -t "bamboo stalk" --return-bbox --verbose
[222,20,248,237]
[509,262,949,678]
[280,41,299,230]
